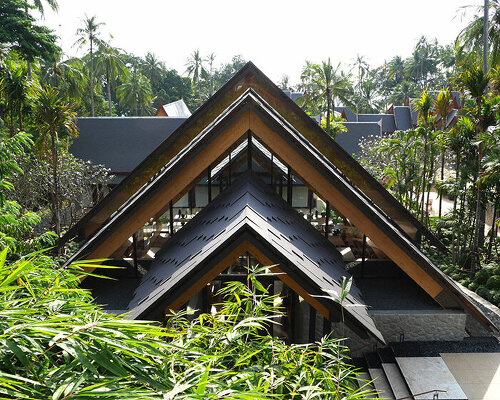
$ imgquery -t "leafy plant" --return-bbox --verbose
[0,254,374,399]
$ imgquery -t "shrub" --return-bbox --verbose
[476,285,492,302]
[474,269,491,285]
[486,275,500,290]
[492,292,500,308]
[0,249,373,399]
[468,281,479,291]
[460,278,471,287]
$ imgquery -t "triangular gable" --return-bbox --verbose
[127,172,384,342]
[59,62,444,252]
[65,88,496,331]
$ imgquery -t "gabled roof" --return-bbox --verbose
[60,62,444,253]
[70,117,186,182]
[336,122,380,155]
[127,172,383,342]
[155,99,192,117]
[65,87,496,331]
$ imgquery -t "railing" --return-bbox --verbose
[395,389,447,400]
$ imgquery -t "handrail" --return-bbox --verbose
[351,329,407,353]
[395,389,447,400]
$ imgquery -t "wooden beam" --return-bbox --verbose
[164,240,330,319]
[85,111,251,262]
[247,111,445,302]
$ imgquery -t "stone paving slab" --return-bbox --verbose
[396,357,467,399]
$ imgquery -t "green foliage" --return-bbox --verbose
[0,252,373,399]
[476,285,492,301]
[474,267,491,285]
[0,133,57,256]
[0,0,60,61]
[320,114,347,138]
[486,275,500,290]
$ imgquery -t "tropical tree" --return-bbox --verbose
[141,52,164,90]
[434,90,454,217]
[95,43,128,116]
[74,15,105,117]
[40,55,86,102]
[0,58,33,134]
[185,49,206,106]
[456,1,500,68]
[205,52,216,97]
[117,66,154,115]
[299,58,353,133]
[33,86,77,235]
[0,0,59,62]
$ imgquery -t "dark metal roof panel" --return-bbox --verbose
[127,172,382,341]
[71,117,186,173]
[335,122,380,155]
[335,107,357,122]
[394,106,413,131]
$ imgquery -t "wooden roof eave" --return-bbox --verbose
[66,90,496,332]
[58,62,445,254]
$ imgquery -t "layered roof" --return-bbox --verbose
[61,62,443,252]
[71,117,185,182]
[127,172,383,341]
[64,82,496,331]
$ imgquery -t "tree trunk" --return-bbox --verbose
[107,67,112,116]
[439,147,445,218]
[326,88,331,135]
[90,39,95,117]
[420,133,428,223]
[50,128,60,236]
[471,139,484,273]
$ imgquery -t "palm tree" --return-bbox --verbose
[1,59,32,134]
[74,15,105,117]
[205,52,216,97]
[141,52,163,90]
[185,49,206,106]
[412,91,433,222]
[456,1,500,69]
[40,55,87,102]
[352,54,369,84]
[34,86,77,235]
[95,43,128,116]
[434,90,453,218]
[299,59,353,134]
[117,66,154,116]
[455,63,491,271]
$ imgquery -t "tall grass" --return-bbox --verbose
[0,250,374,399]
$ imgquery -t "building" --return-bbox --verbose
[64,63,498,399]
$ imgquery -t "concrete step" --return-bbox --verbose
[365,352,395,399]
[355,371,378,398]
[368,368,395,399]
[377,348,412,398]
[395,356,468,399]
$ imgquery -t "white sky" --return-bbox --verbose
[36,0,483,84]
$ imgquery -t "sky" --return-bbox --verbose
[36,0,483,84]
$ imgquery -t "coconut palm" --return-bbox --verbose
[117,66,154,116]
[74,15,105,117]
[185,49,206,106]
[455,63,492,271]
[205,52,216,97]
[33,86,77,235]
[142,52,164,90]
[456,1,500,68]
[40,55,86,102]
[95,43,128,116]
[299,59,353,134]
